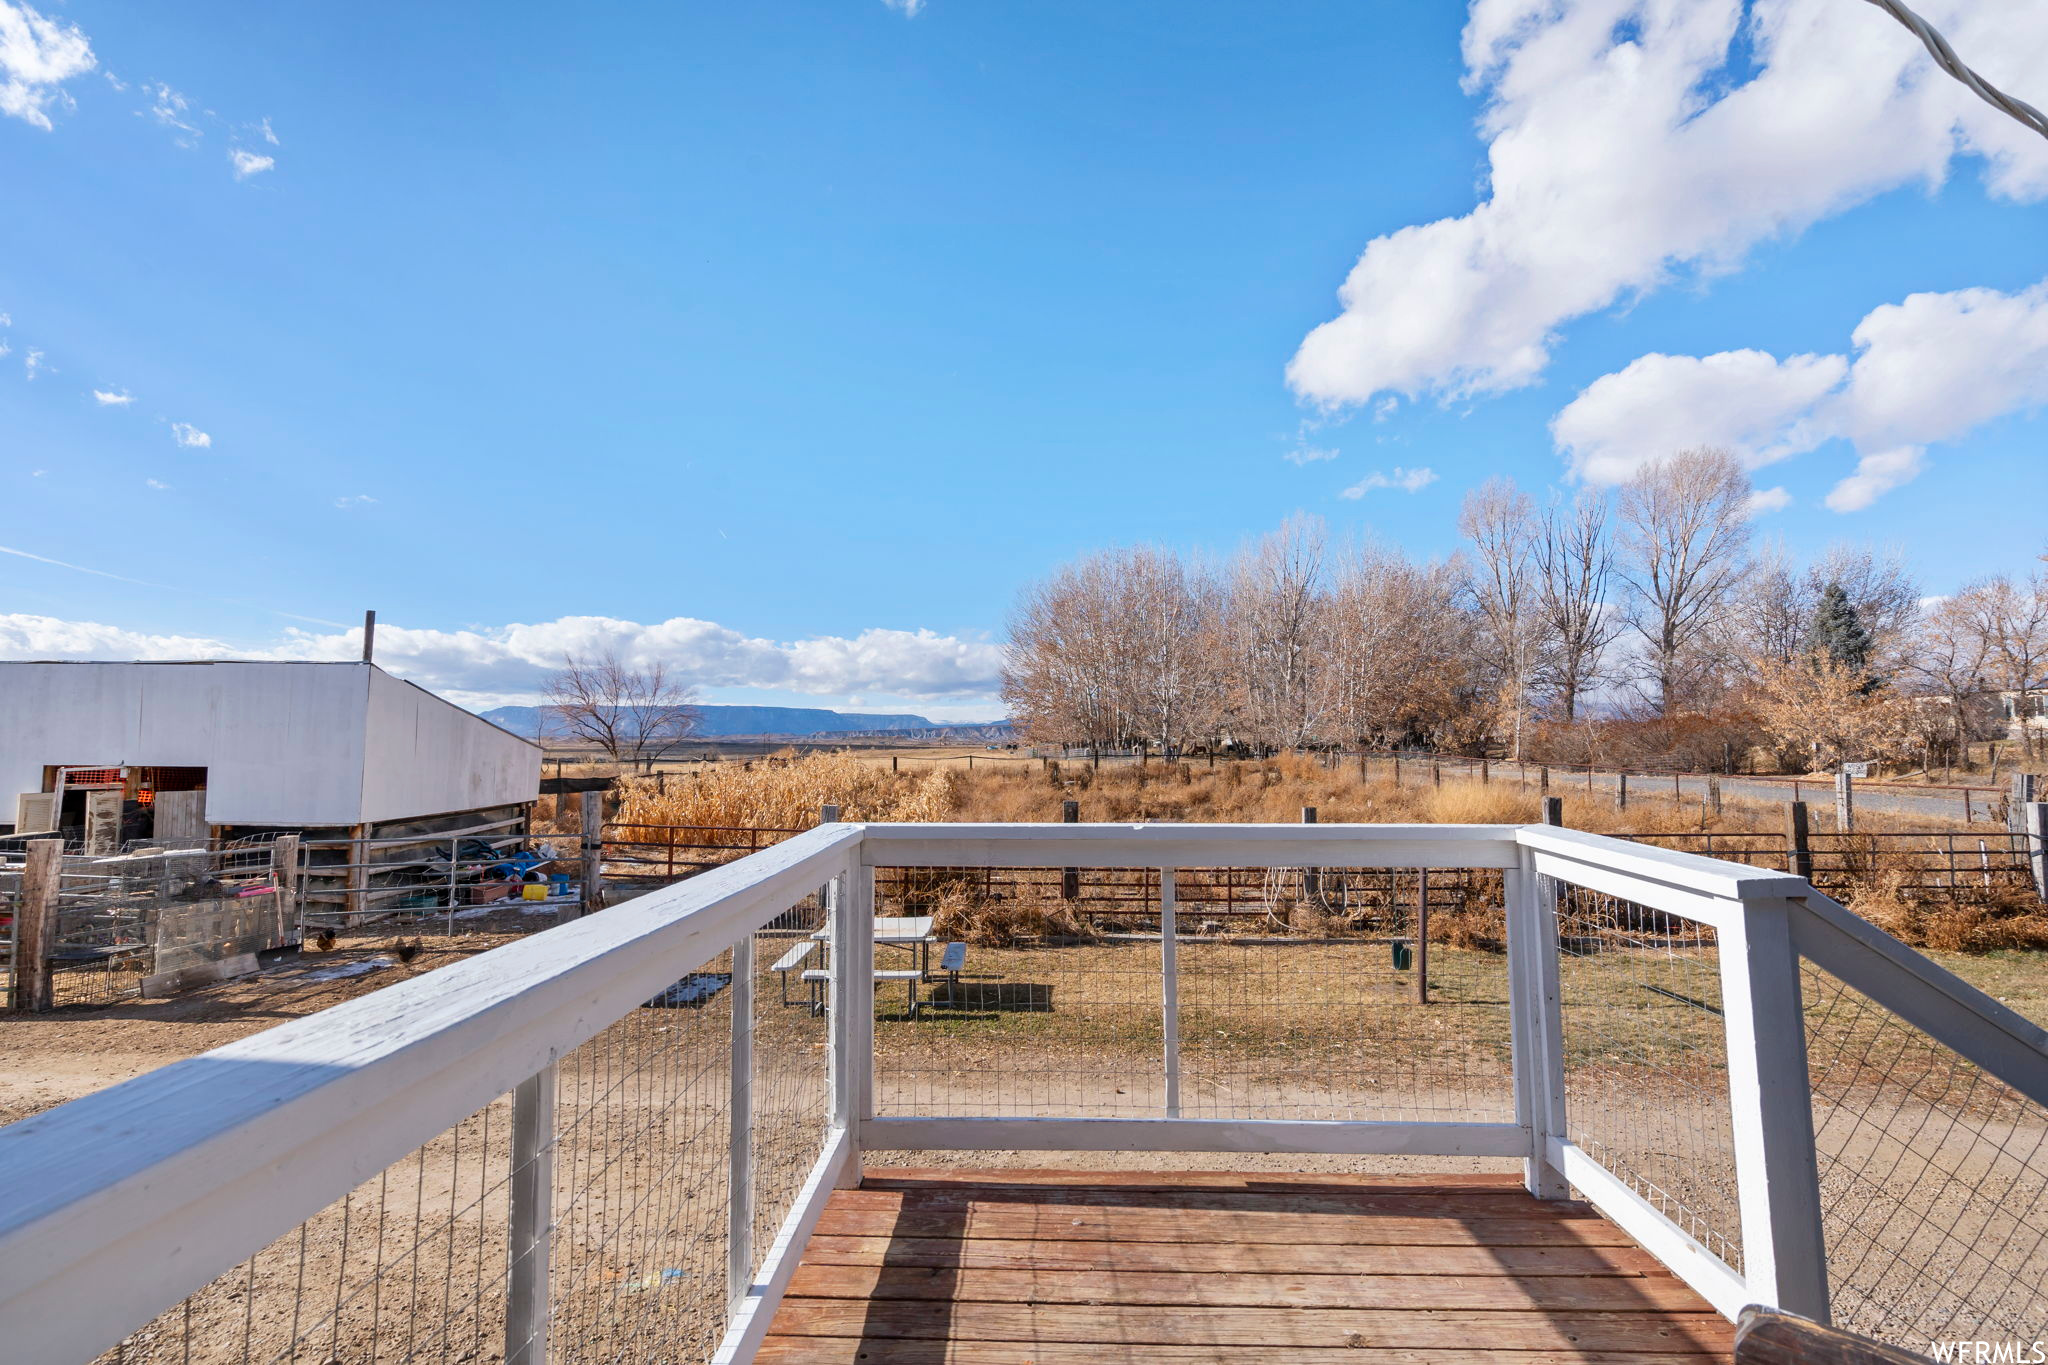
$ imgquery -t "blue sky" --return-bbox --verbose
[3,0,2045,719]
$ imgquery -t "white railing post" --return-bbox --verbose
[1507,858,1569,1199]
[1719,897,1829,1320]
[833,861,875,1187]
[727,933,755,1311]
[1160,869,1182,1118]
[506,1061,556,1365]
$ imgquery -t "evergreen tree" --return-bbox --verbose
[1805,581,1879,690]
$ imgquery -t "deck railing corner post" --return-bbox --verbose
[1719,895,1829,1322]
[1506,848,1569,1200]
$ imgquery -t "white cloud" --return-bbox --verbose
[102,69,124,92]
[1288,0,2048,409]
[1825,446,1925,512]
[22,346,46,379]
[333,494,376,509]
[258,116,277,145]
[0,1,94,130]
[0,311,11,325]
[170,421,211,448]
[1339,465,1438,498]
[0,339,12,358]
[1553,275,2048,509]
[1551,350,1847,484]
[146,81,199,143]
[1745,486,1793,516]
[91,388,133,406]
[229,147,274,179]
[144,478,169,491]
[1284,445,1338,466]
[0,612,1007,705]
[882,0,926,14]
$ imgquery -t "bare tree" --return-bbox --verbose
[1615,448,1753,716]
[543,651,699,771]
[1321,543,1473,749]
[1531,489,1621,723]
[1003,546,1224,753]
[1223,516,1330,752]
[1908,594,1994,757]
[1459,478,1539,757]
[1952,572,2048,757]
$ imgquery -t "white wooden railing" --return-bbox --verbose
[1,821,2044,1363]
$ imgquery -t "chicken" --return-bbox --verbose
[308,927,337,952]
[394,937,423,965]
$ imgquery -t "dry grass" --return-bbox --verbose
[604,749,2048,951]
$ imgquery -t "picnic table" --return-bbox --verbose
[776,915,947,1016]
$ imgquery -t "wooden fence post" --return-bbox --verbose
[1786,802,1813,882]
[14,839,61,1013]
[1060,800,1080,901]
[2025,803,2048,905]
[1835,772,1855,834]
[1539,765,1550,794]
[1542,796,1563,827]
[1614,773,1628,811]
[271,834,301,946]
[579,790,605,917]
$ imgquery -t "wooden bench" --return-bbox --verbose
[772,940,820,1009]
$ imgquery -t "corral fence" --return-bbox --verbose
[600,810,2048,914]
[1,822,2043,1361]
[0,834,298,1010]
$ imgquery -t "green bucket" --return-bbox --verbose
[1392,941,1413,971]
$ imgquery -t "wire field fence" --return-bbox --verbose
[2,837,294,1010]
[867,863,1514,1125]
[4,821,2046,1363]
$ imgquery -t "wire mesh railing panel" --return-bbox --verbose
[748,893,832,1277]
[1178,868,1514,1123]
[871,865,1167,1118]
[91,951,744,1364]
[96,1092,525,1364]
[1801,960,2048,1349]
[547,950,737,1365]
[1554,885,1743,1270]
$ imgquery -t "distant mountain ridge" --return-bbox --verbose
[480,702,983,740]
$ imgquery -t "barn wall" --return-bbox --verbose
[359,669,540,824]
[0,663,374,826]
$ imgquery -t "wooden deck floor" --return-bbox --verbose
[756,1169,1735,1364]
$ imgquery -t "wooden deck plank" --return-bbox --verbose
[812,1204,1640,1247]
[799,1233,1671,1276]
[833,1185,1589,1217]
[757,1340,1726,1365]
[785,1263,1715,1311]
[761,1172,1732,1363]
[863,1167,1529,1192]
[766,1302,1735,1352]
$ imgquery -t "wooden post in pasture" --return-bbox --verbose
[1835,772,1855,834]
[1542,796,1563,827]
[1481,757,1490,785]
[1708,778,1724,818]
[1786,802,1814,883]
[1392,754,1401,785]
[14,838,60,1012]
[1415,868,1430,1005]
[1358,751,1369,781]
[1614,773,1628,811]
[891,755,898,773]
[2025,803,2048,904]
[1060,800,1080,902]
[1432,761,1442,787]
[1539,765,1550,794]
[272,834,302,946]
[579,790,605,917]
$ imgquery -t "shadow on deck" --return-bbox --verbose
[756,1169,1734,1363]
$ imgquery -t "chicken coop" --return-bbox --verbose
[0,659,543,930]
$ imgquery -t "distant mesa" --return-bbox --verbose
[479,703,1011,743]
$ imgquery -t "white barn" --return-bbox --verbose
[0,660,540,842]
